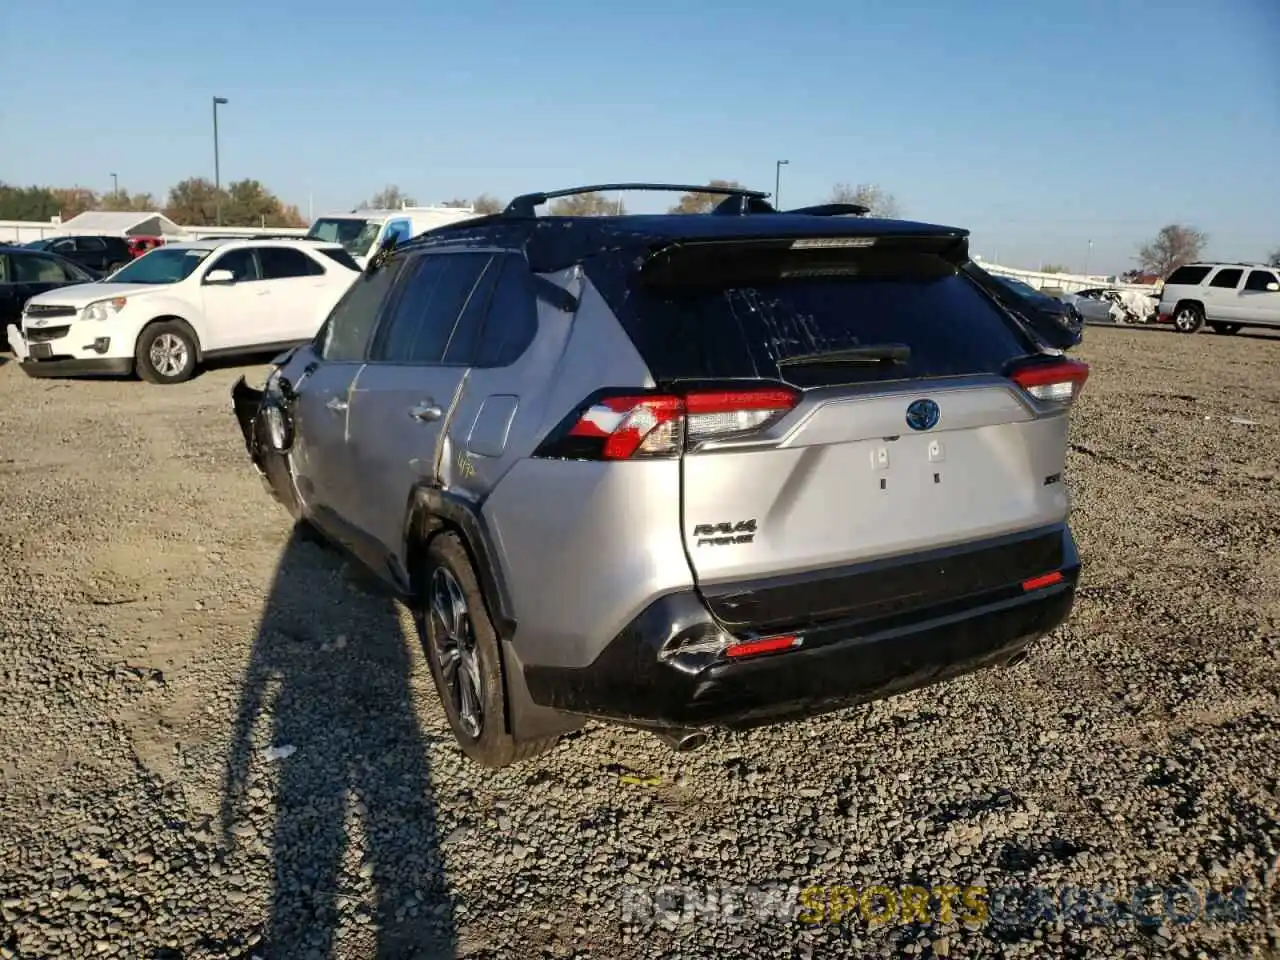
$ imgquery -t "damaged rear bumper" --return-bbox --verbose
[524,526,1080,732]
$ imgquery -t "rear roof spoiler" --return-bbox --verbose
[501,182,873,219]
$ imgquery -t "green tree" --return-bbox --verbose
[1137,224,1207,277]
[829,182,900,218]
[163,177,304,227]
[667,179,745,214]
[549,192,626,216]
[0,183,61,221]
[163,178,223,225]
[101,190,159,213]
[1040,264,1067,274]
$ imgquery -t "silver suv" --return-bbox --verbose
[1157,261,1280,334]
[232,183,1088,768]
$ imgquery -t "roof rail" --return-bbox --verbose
[503,182,769,218]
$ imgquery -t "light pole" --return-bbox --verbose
[212,96,229,225]
[1085,239,1093,278]
[110,172,118,198]
[774,160,789,210]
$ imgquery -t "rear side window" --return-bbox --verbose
[598,251,1034,386]
[319,248,361,272]
[1166,265,1211,286]
[259,247,324,279]
[469,255,540,368]
[372,253,493,364]
[1209,268,1242,289]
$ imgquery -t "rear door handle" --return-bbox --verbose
[326,396,348,413]
[409,402,442,422]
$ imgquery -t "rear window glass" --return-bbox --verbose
[1166,265,1212,286]
[319,248,361,271]
[597,257,1034,386]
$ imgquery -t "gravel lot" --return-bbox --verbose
[0,326,1278,960]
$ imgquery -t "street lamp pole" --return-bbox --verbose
[212,96,229,226]
[775,159,789,210]
[1085,239,1093,278]
[110,172,118,198]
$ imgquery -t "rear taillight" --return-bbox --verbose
[1010,359,1089,404]
[538,386,800,460]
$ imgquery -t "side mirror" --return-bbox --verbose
[364,231,400,275]
[205,269,235,285]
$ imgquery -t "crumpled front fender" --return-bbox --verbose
[231,376,266,464]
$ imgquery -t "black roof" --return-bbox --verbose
[409,211,968,273]
[386,181,966,271]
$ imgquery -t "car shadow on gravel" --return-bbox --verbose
[220,526,455,959]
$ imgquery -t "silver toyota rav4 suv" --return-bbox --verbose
[232,183,1088,768]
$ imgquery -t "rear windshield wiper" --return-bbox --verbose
[776,343,911,367]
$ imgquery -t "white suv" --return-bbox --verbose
[1157,261,1280,335]
[5,238,361,384]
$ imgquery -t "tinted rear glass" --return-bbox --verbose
[595,253,1034,386]
[319,248,361,271]
[1166,265,1212,285]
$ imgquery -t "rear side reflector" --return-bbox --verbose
[1010,359,1090,404]
[540,385,800,460]
[724,634,803,659]
[1022,571,1065,591]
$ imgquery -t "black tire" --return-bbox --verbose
[135,321,197,384]
[1209,322,1241,335]
[417,532,557,768]
[1172,303,1204,334]
[105,261,126,275]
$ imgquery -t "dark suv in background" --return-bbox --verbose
[24,235,132,276]
[0,248,98,335]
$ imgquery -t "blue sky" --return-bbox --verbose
[3,0,1278,273]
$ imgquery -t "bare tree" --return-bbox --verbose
[364,185,416,209]
[1040,264,1067,274]
[1137,224,1207,277]
[1268,247,1280,268]
[828,182,900,218]
[440,198,471,208]
[471,193,503,215]
[667,179,744,214]
[549,192,626,216]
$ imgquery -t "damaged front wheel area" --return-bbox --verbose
[231,376,302,515]
[232,376,295,459]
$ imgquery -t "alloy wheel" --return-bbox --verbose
[150,333,189,377]
[428,566,484,738]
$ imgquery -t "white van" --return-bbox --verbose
[304,204,481,267]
